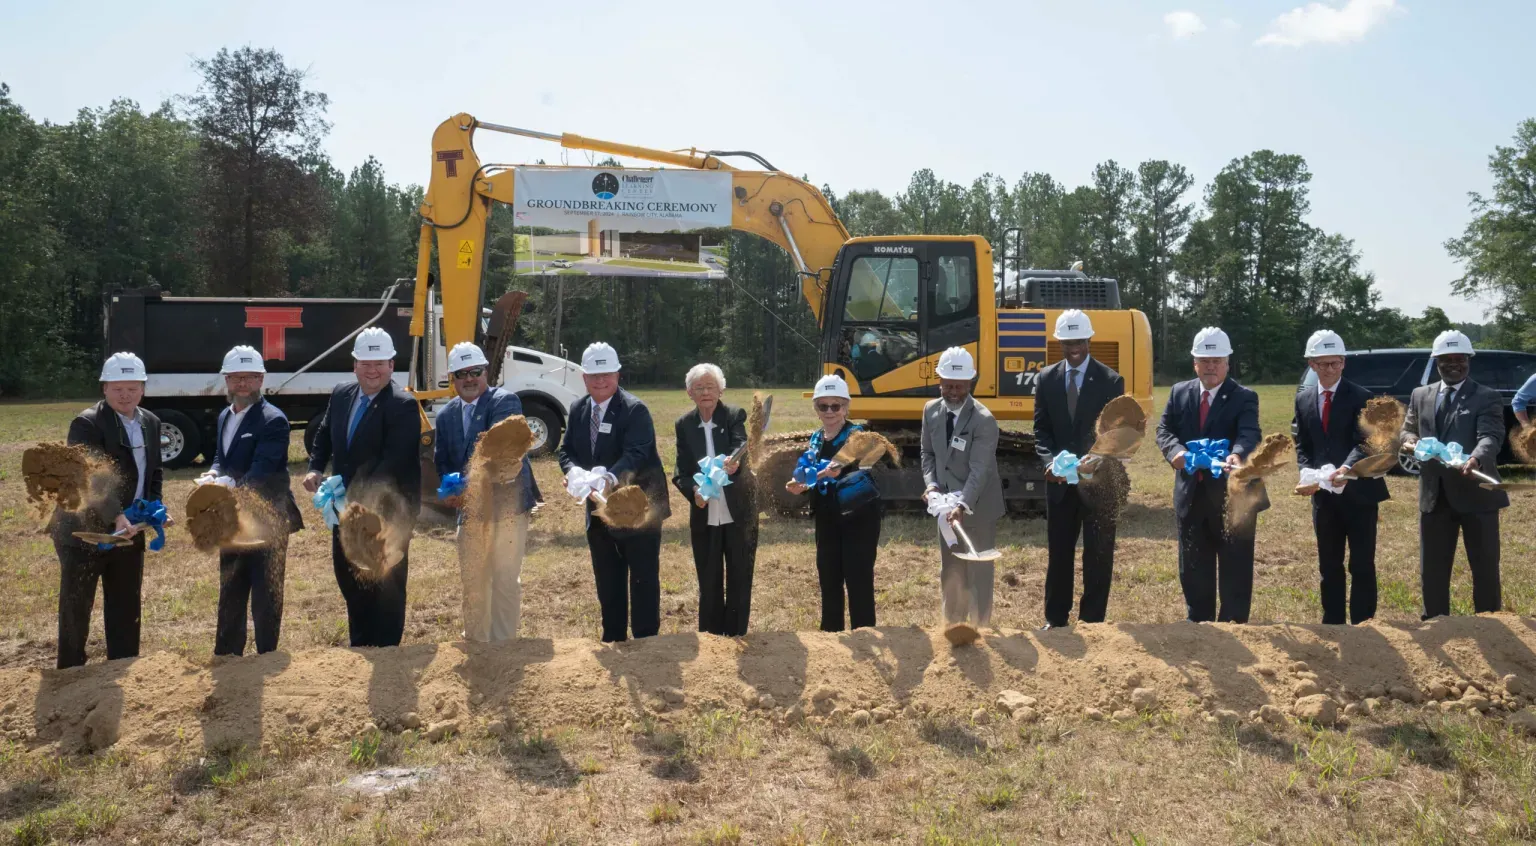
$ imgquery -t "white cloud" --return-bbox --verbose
[1219,18,1240,31]
[1163,10,1207,39]
[1256,0,1398,47]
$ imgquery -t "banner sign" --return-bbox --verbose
[513,167,732,232]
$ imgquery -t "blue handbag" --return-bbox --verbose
[834,469,880,517]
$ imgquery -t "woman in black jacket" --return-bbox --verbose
[50,353,169,668]
[786,374,882,632]
[672,363,757,636]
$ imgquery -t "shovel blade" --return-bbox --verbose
[1481,482,1536,491]
[954,548,1003,562]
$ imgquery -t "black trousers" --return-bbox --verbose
[1314,496,1378,624]
[588,519,661,642]
[331,529,410,648]
[215,540,287,656]
[814,506,881,632]
[54,536,144,669]
[691,521,756,636]
[1177,502,1255,623]
[1043,490,1118,626]
[1420,497,1501,619]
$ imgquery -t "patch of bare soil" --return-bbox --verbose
[6,616,1535,759]
[21,442,108,514]
[1361,397,1407,455]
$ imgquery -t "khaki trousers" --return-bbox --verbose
[458,509,529,642]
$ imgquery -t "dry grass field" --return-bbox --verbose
[2,384,1536,844]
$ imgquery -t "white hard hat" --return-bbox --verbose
[1190,327,1233,358]
[936,347,976,381]
[1431,329,1475,357]
[1054,309,1094,341]
[1304,330,1346,359]
[352,327,397,361]
[448,342,489,372]
[220,345,265,374]
[581,342,621,374]
[812,374,851,401]
[99,352,148,382]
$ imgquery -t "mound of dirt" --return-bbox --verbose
[6,616,1535,759]
[1097,395,1147,435]
[474,415,533,483]
[1512,425,1536,464]
[339,501,406,580]
[21,442,106,513]
[834,430,901,468]
[596,485,653,530]
[186,484,240,551]
[1361,397,1406,455]
[1229,434,1293,483]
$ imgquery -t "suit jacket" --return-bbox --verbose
[558,388,671,532]
[1156,377,1268,520]
[1033,357,1126,505]
[434,387,538,512]
[672,402,757,531]
[308,380,423,515]
[1292,379,1388,506]
[212,398,304,532]
[1401,379,1508,513]
[921,395,1004,523]
[51,401,164,539]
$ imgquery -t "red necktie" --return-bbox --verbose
[1321,389,1332,434]
[1198,390,1210,430]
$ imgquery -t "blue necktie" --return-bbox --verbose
[347,394,371,445]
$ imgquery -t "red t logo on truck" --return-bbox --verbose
[245,307,303,361]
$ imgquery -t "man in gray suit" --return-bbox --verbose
[921,346,1004,634]
[1400,330,1508,619]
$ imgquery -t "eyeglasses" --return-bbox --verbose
[815,402,845,413]
[454,368,486,379]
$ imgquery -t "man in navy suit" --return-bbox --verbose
[1155,327,1266,623]
[1033,310,1127,629]
[204,345,304,655]
[1293,330,1388,625]
[557,342,671,642]
[302,327,422,648]
[435,342,538,642]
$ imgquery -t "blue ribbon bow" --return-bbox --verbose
[1183,438,1231,477]
[1049,450,1082,485]
[694,455,733,501]
[1413,437,1467,467]
[793,450,834,491]
[106,498,167,552]
[437,472,467,500]
[312,475,347,529]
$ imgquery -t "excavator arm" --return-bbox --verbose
[411,112,849,400]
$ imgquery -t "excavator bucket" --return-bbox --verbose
[482,291,527,386]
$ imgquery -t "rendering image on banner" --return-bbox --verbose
[512,167,731,279]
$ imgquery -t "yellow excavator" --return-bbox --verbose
[408,113,1153,513]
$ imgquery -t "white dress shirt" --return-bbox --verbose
[118,410,146,501]
[222,404,252,458]
[701,418,734,526]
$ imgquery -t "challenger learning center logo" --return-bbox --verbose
[591,172,619,200]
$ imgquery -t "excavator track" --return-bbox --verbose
[755,424,1048,517]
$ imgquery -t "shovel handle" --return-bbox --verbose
[952,522,981,557]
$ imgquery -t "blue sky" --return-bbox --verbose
[3,0,1531,324]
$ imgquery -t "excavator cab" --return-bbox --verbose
[822,236,984,404]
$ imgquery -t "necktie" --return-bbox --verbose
[946,411,956,446]
[1067,368,1079,419]
[1321,389,1332,435]
[463,400,476,441]
[1436,387,1457,432]
[347,394,371,445]
[1198,389,1210,431]
[590,398,602,454]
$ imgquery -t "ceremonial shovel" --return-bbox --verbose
[951,521,1002,563]
[1396,442,1536,492]
[73,523,148,547]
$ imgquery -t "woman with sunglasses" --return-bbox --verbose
[786,374,882,631]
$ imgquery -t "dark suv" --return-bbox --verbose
[1295,348,1536,474]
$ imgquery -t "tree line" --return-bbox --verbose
[0,47,1529,396]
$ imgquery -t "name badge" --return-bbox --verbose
[950,436,968,451]
[598,422,613,434]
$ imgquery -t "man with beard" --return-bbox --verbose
[1400,330,1508,618]
[203,345,304,655]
